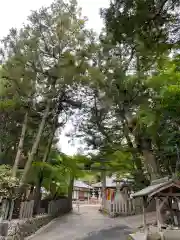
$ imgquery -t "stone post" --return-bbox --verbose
[101,170,106,210]
[92,188,96,198]
[98,188,101,202]
[116,181,121,201]
[115,180,121,215]
[0,221,9,238]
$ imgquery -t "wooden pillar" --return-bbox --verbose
[156,197,162,231]
[142,197,147,231]
[0,221,9,237]
[98,188,101,203]
[124,188,128,215]
[92,188,95,198]
[112,201,115,216]
[175,197,180,225]
[77,189,79,200]
[87,191,90,204]
[101,170,106,210]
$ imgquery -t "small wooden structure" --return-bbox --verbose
[110,179,135,216]
[92,177,117,197]
[73,180,92,201]
[94,177,135,216]
[131,177,180,239]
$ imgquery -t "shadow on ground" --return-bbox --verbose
[81,225,132,240]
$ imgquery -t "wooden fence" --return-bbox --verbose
[103,197,156,217]
[19,200,34,219]
[1,199,14,221]
[18,198,70,219]
[17,198,70,219]
[104,198,135,217]
[48,198,69,216]
[0,197,71,221]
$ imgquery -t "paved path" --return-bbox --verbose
[27,205,155,240]
[80,225,131,240]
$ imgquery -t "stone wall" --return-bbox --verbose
[7,215,53,240]
[5,199,71,239]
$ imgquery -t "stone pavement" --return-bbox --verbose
[27,205,156,240]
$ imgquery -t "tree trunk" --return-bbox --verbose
[33,136,55,214]
[122,120,144,170]
[124,115,159,181]
[135,54,159,180]
[33,105,62,214]
[42,100,63,163]
[101,170,106,210]
[67,175,74,211]
[122,118,150,186]
[33,132,56,213]
[43,132,55,163]
[12,112,28,178]
[142,149,158,180]
[33,133,55,214]
[141,138,159,181]
[134,130,159,181]
[20,100,51,185]
[33,174,43,215]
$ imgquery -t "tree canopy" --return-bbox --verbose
[1,0,180,207]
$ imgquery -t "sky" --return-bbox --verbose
[0,0,110,38]
[0,0,110,155]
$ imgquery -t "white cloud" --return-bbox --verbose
[78,0,109,33]
[0,0,52,38]
[0,0,109,38]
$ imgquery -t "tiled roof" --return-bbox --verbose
[132,177,180,198]
[91,177,133,188]
[92,177,117,188]
[74,180,92,189]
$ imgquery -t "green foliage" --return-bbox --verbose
[33,161,69,195]
[0,0,101,204]
[0,165,20,198]
[27,149,89,197]
[0,0,97,185]
[101,0,180,69]
[66,1,180,186]
[2,0,180,195]
[136,56,180,175]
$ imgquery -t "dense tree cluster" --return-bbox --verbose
[73,0,180,188]
[1,0,180,212]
